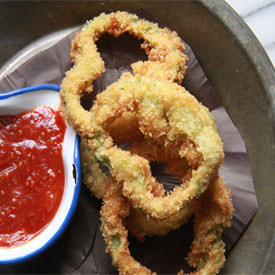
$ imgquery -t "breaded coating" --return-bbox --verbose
[101,183,153,275]
[59,11,187,138]
[185,176,234,274]
[64,12,233,274]
[80,137,192,240]
[105,112,143,145]
[100,176,233,274]
[89,75,224,219]
[80,139,111,199]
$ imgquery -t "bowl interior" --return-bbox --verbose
[0,86,81,263]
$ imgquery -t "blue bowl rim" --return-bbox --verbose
[0,84,81,264]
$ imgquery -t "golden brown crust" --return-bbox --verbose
[80,137,192,240]
[59,11,188,138]
[100,176,233,274]
[100,183,153,275]
[89,75,224,219]
[64,12,233,274]
[186,176,234,274]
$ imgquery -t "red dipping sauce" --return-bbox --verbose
[0,106,66,248]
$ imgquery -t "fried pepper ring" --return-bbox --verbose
[81,137,193,241]
[80,139,113,200]
[100,175,233,274]
[89,75,224,219]
[80,138,166,201]
[60,11,187,138]
[184,176,233,274]
[101,182,153,275]
[126,139,195,240]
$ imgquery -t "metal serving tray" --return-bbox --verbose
[0,1,274,274]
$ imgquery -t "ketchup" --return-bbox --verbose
[0,106,66,248]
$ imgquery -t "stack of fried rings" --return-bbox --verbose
[60,11,233,275]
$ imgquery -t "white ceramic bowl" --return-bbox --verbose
[0,84,81,264]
